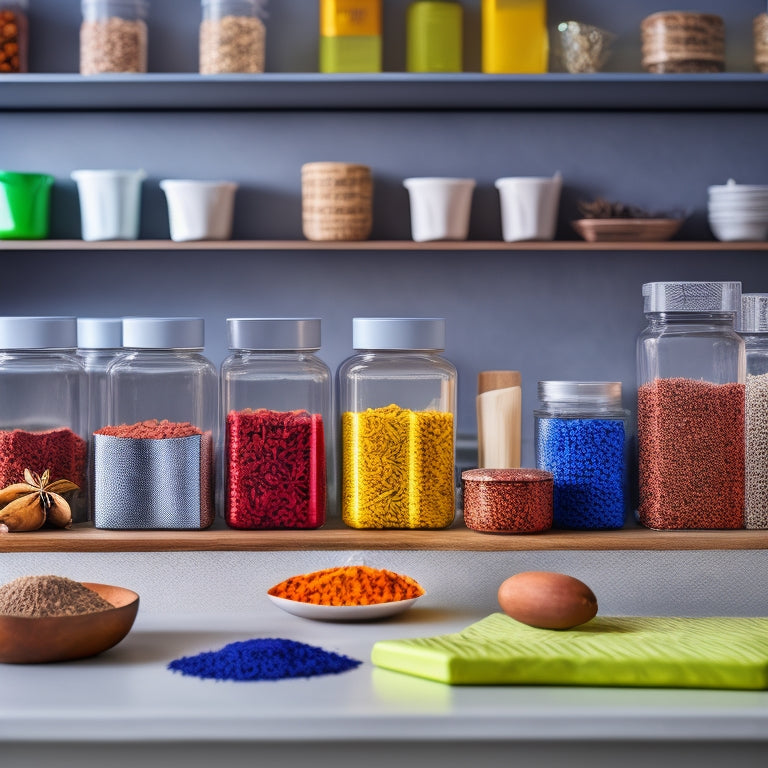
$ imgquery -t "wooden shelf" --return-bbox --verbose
[2,239,767,252]
[1,519,766,553]
[1,73,767,112]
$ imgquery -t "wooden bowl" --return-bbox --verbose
[0,582,139,664]
[572,218,683,243]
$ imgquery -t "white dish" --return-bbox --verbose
[267,593,423,622]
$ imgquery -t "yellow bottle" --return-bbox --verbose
[482,0,549,74]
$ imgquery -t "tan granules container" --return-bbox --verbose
[200,0,266,74]
[301,162,373,241]
[754,14,768,73]
[80,0,148,75]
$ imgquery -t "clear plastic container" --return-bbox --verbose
[0,317,87,524]
[200,0,266,74]
[220,318,331,530]
[76,317,122,521]
[637,281,745,530]
[94,317,217,530]
[338,317,456,529]
[535,381,628,530]
[80,0,148,75]
[739,294,768,529]
[0,1,28,73]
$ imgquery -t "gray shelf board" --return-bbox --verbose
[1,72,768,111]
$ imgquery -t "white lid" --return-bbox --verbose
[0,316,77,350]
[538,381,622,407]
[642,281,741,313]
[77,317,123,349]
[122,317,204,349]
[352,317,445,351]
[82,0,148,15]
[740,294,768,333]
[227,318,321,351]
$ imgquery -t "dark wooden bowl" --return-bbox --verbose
[0,582,139,664]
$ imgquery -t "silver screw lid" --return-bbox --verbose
[122,317,204,349]
[227,318,321,351]
[538,381,622,407]
[740,294,768,333]
[642,281,741,313]
[77,317,123,349]
[0,316,77,350]
[352,317,445,351]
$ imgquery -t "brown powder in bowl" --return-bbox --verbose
[0,575,114,618]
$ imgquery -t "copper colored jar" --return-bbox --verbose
[462,468,553,534]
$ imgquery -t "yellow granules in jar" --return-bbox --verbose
[341,403,455,529]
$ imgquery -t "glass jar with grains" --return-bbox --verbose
[200,0,266,74]
[80,0,148,75]
[0,1,28,73]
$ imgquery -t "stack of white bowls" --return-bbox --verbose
[708,179,768,241]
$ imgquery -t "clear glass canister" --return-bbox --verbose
[221,318,331,530]
[76,317,123,521]
[338,317,457,529]
[0,317,87,525]
[535,381,628,530]
[0,1,28,73]
[80,0,148,75]
[200,0,266,74]
[94,317,217,530]
[739,293,768,529]
[637,281,745,530]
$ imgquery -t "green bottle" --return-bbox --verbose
[406,1,463,73]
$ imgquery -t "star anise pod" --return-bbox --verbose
[0,469,79,532]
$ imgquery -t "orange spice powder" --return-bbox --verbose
[268,565,424,606]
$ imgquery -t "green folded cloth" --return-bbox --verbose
[371,613,768,689]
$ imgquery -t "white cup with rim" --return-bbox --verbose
[403,177,476,242]
[160,179,238,241]
[71,169,146,241]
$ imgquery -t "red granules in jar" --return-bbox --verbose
[637,377,744,530]
[0,428,86,489]
[462,468,553,533]
[95,419,201,439]
[226,408,325,529]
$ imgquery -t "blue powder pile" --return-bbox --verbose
[536,417,625,529]
[168,638,362,682]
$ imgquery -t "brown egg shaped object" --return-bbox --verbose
[498,571,598,630]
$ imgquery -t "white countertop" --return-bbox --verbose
[1,606,767,745]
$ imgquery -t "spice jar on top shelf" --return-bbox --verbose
[200,0,266,74]
[0,1,27,73]
[636,281,745,530]
[80,0,148,75]
[338,317,457,530]
[220,318,332,530]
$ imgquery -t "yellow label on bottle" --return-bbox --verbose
[482,0,549,73]
[321,0,382,38]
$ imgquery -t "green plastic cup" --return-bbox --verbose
[0,171,55,239]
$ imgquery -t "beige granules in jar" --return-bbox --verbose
[80,17,147,74]
[199,15,265,74]
[0,575,114,618]
[745,373,768,528]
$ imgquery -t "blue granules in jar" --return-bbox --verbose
[536,417,626,529]
[168,638,362,682]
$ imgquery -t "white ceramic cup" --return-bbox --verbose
[71,169,146,241]
[495,173,562,242]
[160,179,238,242]
[403,177,476,242]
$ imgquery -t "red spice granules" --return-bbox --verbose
[0,428,86,489]
[226,408,325,529]
[637,377,744,530]
[461,468,553,533]
[95,419,201,439]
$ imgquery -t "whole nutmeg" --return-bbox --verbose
[498,571,598,630]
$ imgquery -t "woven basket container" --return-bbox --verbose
[755,14,768,73]
[302,162,373,241]
[641,11,724,73]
